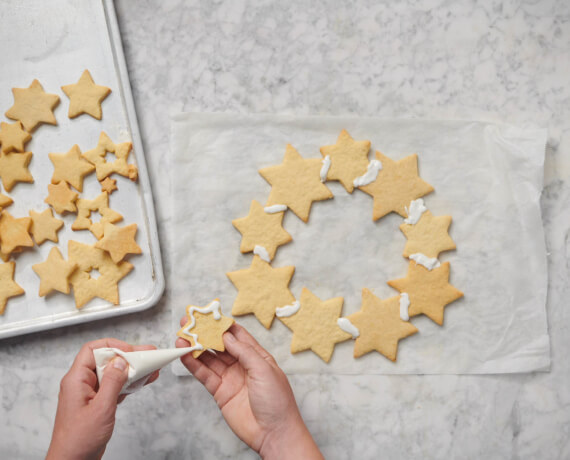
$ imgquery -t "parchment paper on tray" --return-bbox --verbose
[169,113,549,375]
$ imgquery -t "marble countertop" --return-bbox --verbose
[2,1,570,458]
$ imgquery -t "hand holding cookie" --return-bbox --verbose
[176,322,323,460]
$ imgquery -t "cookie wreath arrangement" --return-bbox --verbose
[0,70,142,315]
[177,130,463,363]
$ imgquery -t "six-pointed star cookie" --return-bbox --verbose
[227,255,295,329]
[387,261,463,326]
[278,287,352,362]
[44,181,79,214]
[177,299,235,358]
[49,145,95,192]
[400,210,456,258]
[232,200,292,261]
[61,70,111,120]
[83,132,133,181]
[347,289,418,361]
[359,152,434,220]
[0,151,34,192]
[29,208,64,245]
[72,192,123,239]
[0,212,33,254]
[0,261,25,314]
[5,79,60,132]
[95,223,142,263]
[320,129,370,193]
[68,240,133,309]
[259,144,333,222]
[0,121,31,153]
[32,247,77,296]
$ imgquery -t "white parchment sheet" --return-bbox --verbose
[169,113,549,375]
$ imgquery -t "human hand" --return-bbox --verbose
[176,321,323,460]
[46,338,159,460]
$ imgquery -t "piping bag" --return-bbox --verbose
[94,347,192,395]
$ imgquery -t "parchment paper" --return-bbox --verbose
[169,113,549,375]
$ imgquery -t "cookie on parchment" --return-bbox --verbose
[0,151,34,192]
[0,212,33,254]
[95,223,141,263]
[61,70,111,120]
[400,210,456,258]
[29,208,64,245]
[72,192,123,239]
[45,181,79,214]
[83,132,133,181]
[32,247,77,296]
[0,261,24,315]
[0,121,31,153]
[49,145,95,192]
[5,79,60,132]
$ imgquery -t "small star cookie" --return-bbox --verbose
[319,129,371,193]
[400,211,456,258]
[0,212,33,254]
[259,145,333,222]
[347,289,418,361]
[44,181,79,214]
[0,151,34,192]
[68,240,133,309]
[100,177,117,194]
[278,287,352,363]
[232,200,292,261]
[29,208,64,245]
[72,192,123,239]
[5,79,60,132]
[177,299,235,358]
[0,121,31,153]
[0,261,24,315]
[95,223,142,263]
[387,261,463,326]
[32,247,77,296]
[227,255,295,329]
[359,152,434,220]
[61,70,111,120]
[49,145,95,192]
[0,194,13,210]
[83,132,133,181]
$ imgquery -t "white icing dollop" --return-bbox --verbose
[399,293,410,321]
[404,198,427,224]
[264,204,287,214]
[409,253,441,270]
[353,160,382,187]
[253,245,271,262]
[275,300,300,318]
[337,317,360,338]
[320,155,331,182]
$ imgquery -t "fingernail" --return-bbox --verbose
[113,356,127,371]
[224,332,236,343]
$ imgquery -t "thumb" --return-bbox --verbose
[223,331,268,373]
[94,356,129,409]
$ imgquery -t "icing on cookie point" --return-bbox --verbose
[61,70,111,120]
[5,79,60,132]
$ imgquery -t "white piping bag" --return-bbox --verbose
[94,347,192,395]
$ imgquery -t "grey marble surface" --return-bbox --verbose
[2,0,570,458]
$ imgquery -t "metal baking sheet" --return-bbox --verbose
[0,0,164,339]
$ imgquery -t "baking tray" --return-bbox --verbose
[0,0,164,339]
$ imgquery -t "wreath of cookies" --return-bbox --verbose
[226,130,463,363]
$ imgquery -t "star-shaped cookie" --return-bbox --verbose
[400,211,456,258]
[259,145,333,222]
[29,208,64,245]
[5,79,60,132]
[0,212,33,254]
[177,299,235,358]
[61,70,111,120]
[44,181,79,214]
[68,240,133,309]
[227,255,295,329]
[232,200,292,261]
[359,152,434,221]
[83,132,133,181]
[319,129,370,193]
[95,223,142,263]
[32,247,77,296]
[387,261,463,326]
[72,192,123,239]
[0,121,31,153]
[347,289,418,361]
[0,261,24,315]
[278,287,352,362]
[0,194,13,210]
[0,151,34,192]
[100,177,117,194]
[49,145,95,192]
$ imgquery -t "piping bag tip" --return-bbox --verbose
[94,347,193,395]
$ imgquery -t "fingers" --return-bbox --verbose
[222,329,270,373]
[180,315,188,327]
[93,356,129,409]
[179,351,222,396]
[229,323,277,365]
[71,338,135,372]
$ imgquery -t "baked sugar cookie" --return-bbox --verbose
[0,121,31,153]
[83,132,133,181]
[95,223,141,263]
[400,210,456,258]
[0,261,24,315]
[44,181,79,214]
[61,70,111,120]
[5,79,59,132]
[0,151,34,192]
[72,192,123,239]
[29,208,64,244]
[32,247,77,296]
[0,212,33,254]
[49,145,95,192]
